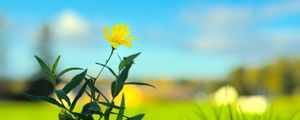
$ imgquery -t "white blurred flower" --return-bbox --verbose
[237,95,268,114]
[213,85,238,106]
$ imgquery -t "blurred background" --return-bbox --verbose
[1,0,300,120]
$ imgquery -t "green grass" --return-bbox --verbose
[0,96,300,120]
[0,101,58,120]
[0,101,196,120]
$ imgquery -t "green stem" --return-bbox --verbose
[94,47,116,120]
[100,94,119,120]
[95,47,115,83]
[59,102,79,119]
[96,90,110,103]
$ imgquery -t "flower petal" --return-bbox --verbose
[111,42,119,48]
[125,37,136,41]
[121,41,132,48]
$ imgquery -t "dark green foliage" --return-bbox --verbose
[23,93,63,107]
[63,70,87,93]
[52,55,61,74]
[116,94,125,120]
[96,63,118,78]
[57,67,83,78]
[111,80,122,98]
[55,90,71,106]
[104,105,114,120]
[35,55,55,84]
[118,52,140,71]
[125,82,155,88]
[70,82,88,111]
[59,111,76,120]
[112,60,133,98]
[98,102,123,109]
[82,102,102,116]
[34,56,51,72]
[24,51,154,120]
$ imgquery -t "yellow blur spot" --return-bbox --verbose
[114,85,143,107]
[237,95,268,114]
[213,85,238,106]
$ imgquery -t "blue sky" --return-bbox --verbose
[1,0,300,80]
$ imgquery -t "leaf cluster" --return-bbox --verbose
[24,52,154,120]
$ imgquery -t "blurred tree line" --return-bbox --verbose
[228,58,300,95]
[0,14,54,100]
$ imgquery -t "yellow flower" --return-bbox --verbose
[104,23,136,48]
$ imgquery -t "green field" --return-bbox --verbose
[1,97,300,120]
[0,101,196,120]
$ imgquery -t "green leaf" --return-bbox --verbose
[42,69,55,84]
[81,102,102,115]
[23,93,63,107]
[112,63,133,98]
[104,103,114,120]
[111,80,123,98]
[98,102,124,109]
[125,82,156,89]
[127,114,145,120]
[88,82,100,93]
[118,52,141,71]
[70,112,85,119]
[85,115,94,120]
[55,90,71,106]
[52,55,61,74]
[117,94,125,120]
[86,79,96,100]
[70,82,88,111]
[59,111,75,120]
[96,62,118,78]
[73,111,93,120]
[35,55,51,72]
[57,67,83,78]
[117,63,132,84]
[112,53,140,98]
[63,69,87,93]
[35,56,55,83]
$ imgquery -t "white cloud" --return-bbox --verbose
[200,7,253,30]
[180,1,300,57]
[180,6,253,30]
[190,35,233,52]
[53,10,90,41]
[261,1,300,19]
[181,6,256,52]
